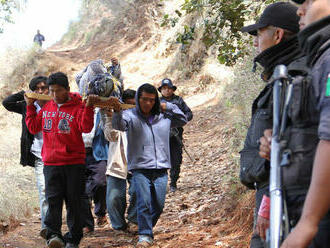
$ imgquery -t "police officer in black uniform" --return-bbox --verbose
[159,78,193,192]
[239,2,303,247]
[258,0,330,247]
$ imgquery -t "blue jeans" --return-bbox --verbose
[133,169,168,238]
[34,158,48,228]
[106,175,137,230]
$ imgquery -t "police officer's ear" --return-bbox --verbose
[273,28,285,46]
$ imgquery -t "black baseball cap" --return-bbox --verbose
[241,2,300,36]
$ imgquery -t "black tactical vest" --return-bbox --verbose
[281,57,320,195]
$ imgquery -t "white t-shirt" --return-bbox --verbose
[30,102,43,159]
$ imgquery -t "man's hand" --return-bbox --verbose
[259,129,272,160]
[280,220,318,248]
[160,102,167,112]
[85,94,100,107]
[24,92,36,106]
[104,108,114,118]
[111,57,119,66]
[255,215,269,240]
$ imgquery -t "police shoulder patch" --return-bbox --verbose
[325,73,330,97]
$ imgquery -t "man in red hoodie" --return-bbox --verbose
[25,72,98,248]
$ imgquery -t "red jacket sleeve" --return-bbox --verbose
[25,104,43,134]
[77,105,94,133]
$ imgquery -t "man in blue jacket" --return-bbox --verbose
[33,30,45,47]
[111,83,187,247]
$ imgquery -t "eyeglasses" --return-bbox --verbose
[140,97,156,103]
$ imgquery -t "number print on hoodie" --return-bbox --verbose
[26,92,94,166]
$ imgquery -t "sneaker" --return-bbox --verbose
[110,228,127,234]
[96,215,108,227]
[136,235,153,247]
[40,227,47,240]
[46,235,65,248]
[127,222,138,234]
[65,243,79,248]
[170,185,177,192]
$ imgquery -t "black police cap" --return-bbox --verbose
[292,0,305,3]
[241,2,299,36]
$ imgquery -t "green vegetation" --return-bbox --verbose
[0,0,15,32]
[223,52,264,156]
[162,0,277,66]
[0,0,27,33]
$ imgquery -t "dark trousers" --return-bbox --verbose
[286,194,330,248]
[308,211,330,247]
[80,190,95,231]
[250,186,267,248]
[85,153,107,217]
[169,133,183,187]
[43,164,85,245]
[250,190,330,248]
[80,152,107,230]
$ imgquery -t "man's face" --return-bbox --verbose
[255,27,279,53]
[139,92,156,115]
[297,0,330,28]
[49,84,70,104]
[124,98,135,105]
[34,82,49,95]
[160,85,174,99]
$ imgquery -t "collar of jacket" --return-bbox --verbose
[160,94,178,102]
[254,35,302,81]
[298,15,330,67]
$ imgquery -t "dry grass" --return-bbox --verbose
[0,45,41,101]
[0,105,39,227]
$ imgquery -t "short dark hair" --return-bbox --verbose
[138,83,160,115]
[266,25,296,42]
[29,76,48,91]
[138,83,157,98]
[122,89,136,102]
[47,72,69,89]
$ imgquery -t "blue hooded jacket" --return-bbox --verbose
[112,85,187,171]
[92,111,109,161]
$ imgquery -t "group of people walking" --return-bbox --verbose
[2,58,193,248]
[4,0,330,247]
